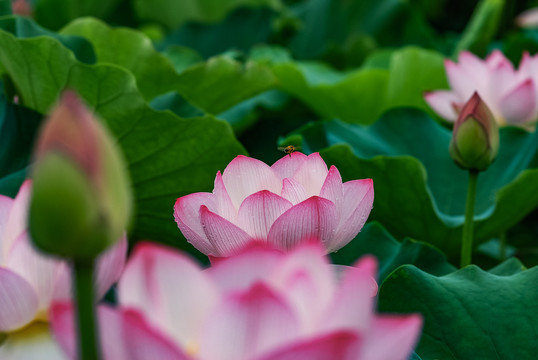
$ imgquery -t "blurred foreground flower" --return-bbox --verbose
[51,242,421,360]
[174,152,374,257]
[0,181,127,359]
[516,8,538,28]
[29,91,131,260]
[425,50,538,126]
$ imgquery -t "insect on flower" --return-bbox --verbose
[278,145,301,157]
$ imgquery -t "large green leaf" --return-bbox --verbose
[60,18,277,114]
[0,26,246,253]
[253,46,447,124]
[331,222,456,282]
[378,262,537,359]
[133,0,282,29]
[287,108,538,258]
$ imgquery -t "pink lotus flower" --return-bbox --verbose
[425,50,538,125]
[0,181,127,358]
[50,242,422,360]
[174,152,374,257]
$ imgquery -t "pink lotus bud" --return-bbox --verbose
[29,91,131,260]
[449,92,499,171]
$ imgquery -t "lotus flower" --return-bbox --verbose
[0,181,127,359]
[50,242,422,360]
[425,50,538,126]
[174,152,374,257]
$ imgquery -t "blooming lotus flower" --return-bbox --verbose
[425,50,538,126]
[174,152,374,257]
[50,242,422,360]
[0,181,127,359]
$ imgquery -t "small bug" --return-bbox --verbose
[278,145,301,157]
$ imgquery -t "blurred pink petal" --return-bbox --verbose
[222,155,282,208]
[498,78,537,124]
[237,191,293,240]
[6,233,63,316]
[424,91,460,121]
[267,196,337,251]
[118,242,219,349]
[0,268,39,331]
[257,331,359,360]
[199,283,300,360]
[360,314,423,360]
[94,234,128,299]
[50,303,190,360]
[426,50,538,125]
[2,180,31,257]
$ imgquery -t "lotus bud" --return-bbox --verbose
[449,92,499,171]
[29,91,131,260]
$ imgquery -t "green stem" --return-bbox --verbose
[460,170,479,268]
[74,259,100,360]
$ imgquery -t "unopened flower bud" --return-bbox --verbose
[449,92,499,171]
[29,91,132,260]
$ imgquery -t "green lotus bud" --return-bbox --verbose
[449,92,499,171]
[29,91,132,260]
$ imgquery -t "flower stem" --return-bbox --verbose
[460,170,479,268]
[74,259,100,360]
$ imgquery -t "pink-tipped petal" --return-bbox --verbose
[95,234,128,299]
[271,152,308,180]
[329,179,374,252]
[118,242,219,349]
[323,256,378,334]
[499,78,538,124]
[207,244,283,292]
[174,192,216,255]
[360,314,423,360]
[291,153,329,197]
[424,91,460,121]
[0,322,66,360]
[486,50,513,70]
[0,268,39,331]
[270,244,334,333]
[50,303,190,360]
[2,180,31,258]
[200,205,254,256]
[222,155,282,209]
[267,196,337,251]
[199,283,300,360]
[458,51,488,80]
[5,232,63,316]
[237,191,293,240]
[280,178,308,205]
[213,171,237,221]
[319,166,344,214]
[257,331,360,360]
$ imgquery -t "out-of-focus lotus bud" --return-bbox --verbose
[29,91,131,260]
[449,92,499,171]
